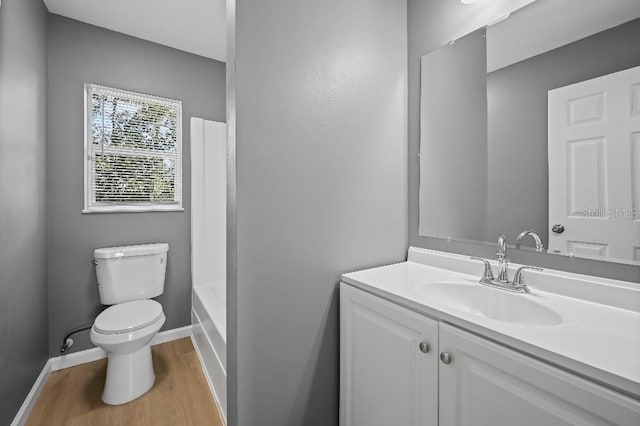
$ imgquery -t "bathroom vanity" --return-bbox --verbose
[339,248,640,426]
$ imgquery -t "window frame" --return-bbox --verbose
[83,83,184,213]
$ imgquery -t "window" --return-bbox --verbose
[84,84,183,213]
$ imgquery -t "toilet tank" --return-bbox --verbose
[94,243,169,305]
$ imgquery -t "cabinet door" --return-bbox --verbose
[340,284,438,426]
[439,323,640,426]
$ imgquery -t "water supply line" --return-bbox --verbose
[59,323,94,354]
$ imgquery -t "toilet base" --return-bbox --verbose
[102,344,155,405]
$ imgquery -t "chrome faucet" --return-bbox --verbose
[469,234,543,294]
[496,234,509,283]
[515,230,545,252]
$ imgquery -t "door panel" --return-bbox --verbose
[340,284,438,426]
[439,323,640,426]
[566,136,607,216]
[633,133,640,213]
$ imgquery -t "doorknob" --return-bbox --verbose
[552,224,565,234]
[419,342,430,353]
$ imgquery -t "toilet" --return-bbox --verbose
[90,243,168,405]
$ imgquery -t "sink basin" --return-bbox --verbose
[423,282,563,326]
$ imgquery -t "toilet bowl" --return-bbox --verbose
[90,299,166,405]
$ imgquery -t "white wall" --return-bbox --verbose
[191,118,227,288]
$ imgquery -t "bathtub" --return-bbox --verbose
[192,282,226,419]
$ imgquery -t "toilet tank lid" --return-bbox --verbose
[94,243,169,259]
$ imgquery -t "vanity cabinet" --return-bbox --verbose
[340,284,640,426]
[340,284,439,426]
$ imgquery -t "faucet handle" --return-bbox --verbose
[512,266,543,287]
[470,257,495,283]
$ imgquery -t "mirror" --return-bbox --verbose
[419,0,640,265]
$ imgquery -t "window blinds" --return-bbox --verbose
[85,84,182,211]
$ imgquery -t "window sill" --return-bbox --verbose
[82,206,184,214]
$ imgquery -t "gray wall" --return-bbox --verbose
[0,0,49,423]
[47,15,226,355]
[228,0,408,424]
[419,29,487,241]
[408,0,640,282]
[487,18,640,246]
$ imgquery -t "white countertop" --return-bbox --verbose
[341,249,640,399]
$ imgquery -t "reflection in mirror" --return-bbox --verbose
[419,0,640,265]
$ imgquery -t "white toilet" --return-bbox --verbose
[90,243,168,405]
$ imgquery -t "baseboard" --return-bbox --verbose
[50,324,193,371]
[10,360,52,426]
[151,324,193,346]
[50,345,107,371]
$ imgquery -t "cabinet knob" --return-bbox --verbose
[418,342,430,353]
[440,352,452,365]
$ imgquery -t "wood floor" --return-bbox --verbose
[27,338,224,426]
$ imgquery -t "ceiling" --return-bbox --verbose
[44,0,226,62]
[487,0,640,72]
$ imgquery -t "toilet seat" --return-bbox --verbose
[94,300,163,335]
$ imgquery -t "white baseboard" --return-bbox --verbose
[10,360,52,426]
[50,325,193,371]
[50,345,107,371]
[12,325,194,425]
[151,324,193,346]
